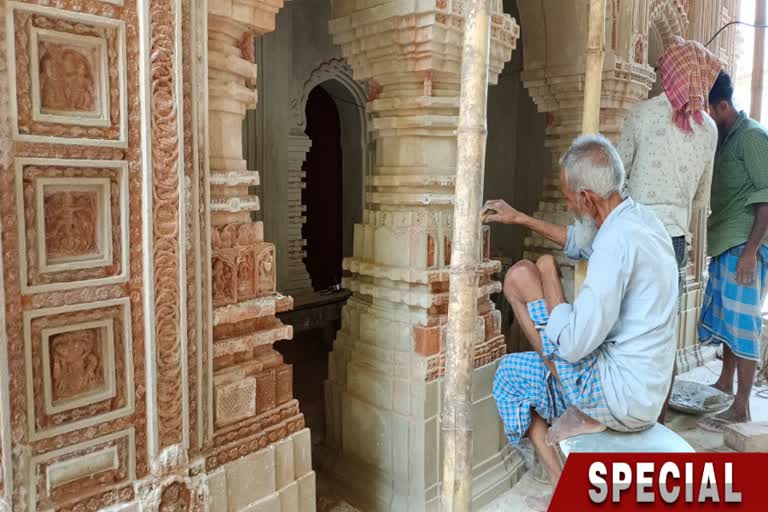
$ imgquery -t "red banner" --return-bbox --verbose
[550,453,768,510]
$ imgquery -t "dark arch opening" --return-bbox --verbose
[302,85,344,291]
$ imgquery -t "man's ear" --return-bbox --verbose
[580,190,599,215]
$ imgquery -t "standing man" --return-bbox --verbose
[617,36,720,423]
[697,71,768,431]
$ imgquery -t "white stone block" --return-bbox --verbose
[342,394,392,471]
[473,397,502,464]
[208,467,228,512]
[242,492,280,512]
[278,482,299,512]
[226,445,276,511]
[471,361,497,402]
[347,361,392,409]
[393,379,411,416]
[297,471,317,512]
[274,437,295,489]
[424,417,439,488]
[424,380,440,418]
[293,428,313,478]
[724,422,768,452]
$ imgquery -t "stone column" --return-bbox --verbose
[518,0,655,301]
[205,1,315,509]
[322,1,520,510]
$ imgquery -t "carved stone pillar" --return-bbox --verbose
[205,1,315,509]
[518,0,654,301]
[322,1,520,510]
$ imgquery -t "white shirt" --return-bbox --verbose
[617,93,718,240]
[545,199,678,430]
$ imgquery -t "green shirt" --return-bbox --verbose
[708,111,768,257]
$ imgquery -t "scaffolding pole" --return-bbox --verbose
[575,0,607,293]
[752,0,767,121]
[440,0,492,510]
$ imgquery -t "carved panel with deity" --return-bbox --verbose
[8,3,127,147]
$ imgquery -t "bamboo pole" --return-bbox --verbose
[440,0,492,510]
[574,0,607,293]
[751,0,766,121]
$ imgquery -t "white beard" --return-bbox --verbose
[573,216,598,249]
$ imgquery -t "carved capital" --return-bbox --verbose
[329,0,518,91]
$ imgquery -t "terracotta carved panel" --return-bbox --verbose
[48,326,107,404]
[24,299,132,441]
[30,429,135,511]
[8,3,127,146]
[211,223,276,306]
[43,189,101,264]
[15,159,128,293]
[37,38,102,118]
[214,377,257,428]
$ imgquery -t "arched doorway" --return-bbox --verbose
[303,85,344,291]
[276,71,368,445]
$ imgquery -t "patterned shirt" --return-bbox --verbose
[708,111,768,257]
[617,93,718,240]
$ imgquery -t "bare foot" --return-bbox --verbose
[525,494,552,512]
[710,382,734,395]
[697,404,750,433]
[545,406,607,446]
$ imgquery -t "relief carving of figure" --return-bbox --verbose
[634,36,645,64]
[44,191,99,260]
[39,44,96,113]
[257,249,274,294]
[237,253,256,298]
[212,258,235,304]
[50,329,103,402]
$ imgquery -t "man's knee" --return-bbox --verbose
[536,254,559,278]
[504,260,539,300]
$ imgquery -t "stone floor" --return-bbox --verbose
[316,359,768,511]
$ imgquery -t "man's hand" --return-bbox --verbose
[481,199,528,225]
[736,248,758,285]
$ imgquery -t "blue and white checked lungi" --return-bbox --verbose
[699,243,768,362]
[493,300,618,446]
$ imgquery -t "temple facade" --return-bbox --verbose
[0,0,740,511]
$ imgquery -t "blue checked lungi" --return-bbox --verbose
[699,243,768,362]
[493,300,620,446]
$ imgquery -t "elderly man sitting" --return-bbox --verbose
[484,135,679,498]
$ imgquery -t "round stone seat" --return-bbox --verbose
[559,423,695,458]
